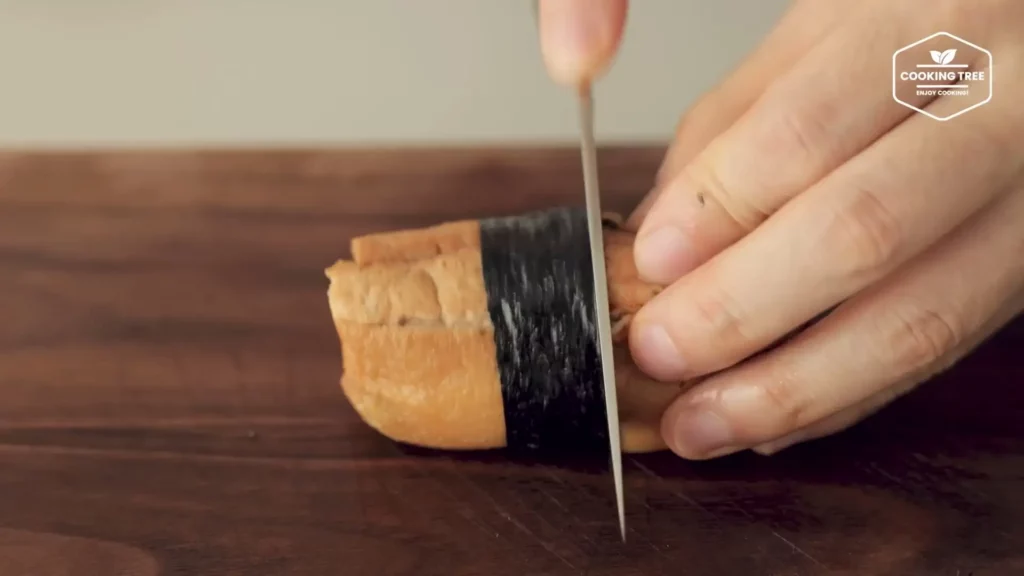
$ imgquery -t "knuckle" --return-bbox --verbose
[682,159,769,233]
[823,185,903,279]
[771,104,835,166]
[880,303,962,372]
[757,376,812,435]
[752,82,842,172]
[689,287,750,349]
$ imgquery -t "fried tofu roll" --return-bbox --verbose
[326,208,694,454]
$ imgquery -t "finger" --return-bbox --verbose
[651,0,858,189]
[750,283,1024,456]
[538,0,628,86]
[631,70,1019,383]
[751,288,1024,456]
[750,380,918,456]
[658,185,1024,459]
[631,3,980,284]
[626,0,856,230]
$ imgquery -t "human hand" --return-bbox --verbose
[536,0,628,86]
[621,0,1024,459]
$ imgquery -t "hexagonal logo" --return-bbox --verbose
[892,31,992,121]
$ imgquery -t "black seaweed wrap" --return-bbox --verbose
[478,206,609,454]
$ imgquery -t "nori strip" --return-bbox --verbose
[479,206,609,455]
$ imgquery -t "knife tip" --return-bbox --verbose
[615,476,626,542]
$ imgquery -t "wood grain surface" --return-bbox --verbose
[0,147,1021,576]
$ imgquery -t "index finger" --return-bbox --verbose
[537,0,628,85]
[631,3,948,284]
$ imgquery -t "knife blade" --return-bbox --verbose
[576,83,626,542]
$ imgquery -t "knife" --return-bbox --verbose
[529,0,625,541]
[576,83,626,542]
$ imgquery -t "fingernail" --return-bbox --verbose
[631,323,687,381]
[670,408,736,458]
[634,226,697,284]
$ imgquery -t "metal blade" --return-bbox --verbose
[576,84,625,542]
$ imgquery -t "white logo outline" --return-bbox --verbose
[891,31,993,122]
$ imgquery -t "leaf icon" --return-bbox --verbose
[930,50,944,64]
[940,49,957,64]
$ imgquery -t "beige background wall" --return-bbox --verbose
[0,1,788,147]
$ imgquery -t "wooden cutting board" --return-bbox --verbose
[0,147,1021,575]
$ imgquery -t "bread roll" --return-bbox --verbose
[325,212,693,453]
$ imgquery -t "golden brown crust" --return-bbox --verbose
[351,220,480,266]
[336,322,505,450]
[327,215,683,453]
[326,250,490,328]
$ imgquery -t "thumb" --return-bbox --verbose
[538,0,628,86]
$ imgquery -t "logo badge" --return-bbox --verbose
[892,31,993,121]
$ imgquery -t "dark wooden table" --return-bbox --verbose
[0,148,1021,576]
